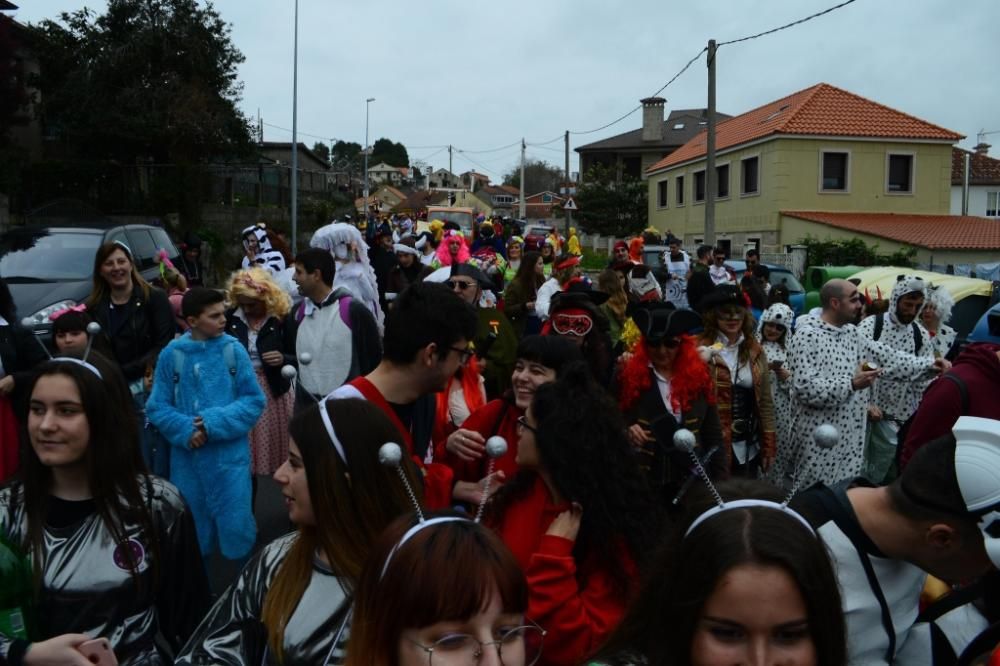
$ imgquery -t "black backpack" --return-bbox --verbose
[872,312,923,355]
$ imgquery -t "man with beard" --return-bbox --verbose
[776,279,947,489]
[857,276,935,477]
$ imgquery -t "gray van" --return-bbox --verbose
[1,223,180,342]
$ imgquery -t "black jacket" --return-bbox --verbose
[224,309,297,396]
[0,322,49,408]
[88,285,175,382]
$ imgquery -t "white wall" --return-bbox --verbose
[950,184,999,217]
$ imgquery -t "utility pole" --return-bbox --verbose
[519,139,526,220]
[705,38,717,247]
[564,130,572,238]
[363,97,374,221]
[290,0,299,251]
[448,145,453,181]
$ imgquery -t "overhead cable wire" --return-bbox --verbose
[718,0,859,46]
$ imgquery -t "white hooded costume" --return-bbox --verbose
[924,283,958,360]
[857,275,933,423]
[757,303,795,471]
[310,222,385,333]
[779,307,938,488]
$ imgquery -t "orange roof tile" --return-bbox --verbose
[951,147,1000,185]
[782,211,1000,250]
[649,83,963,173]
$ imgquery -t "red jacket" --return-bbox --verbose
[490,475,636,666]
[347,376,454,509]
[438,398,522,484]
[901,342,1000,468]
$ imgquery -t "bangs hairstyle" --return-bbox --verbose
[594,480,846,666]
[346,513,527,666]
[226,267,292,319]
[262,398,423,662]
[86,242,151,306]
[17,353,153,591]
[516,334,583,374]
[511,251,544,291]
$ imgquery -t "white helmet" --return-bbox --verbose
[954,416,1000,567]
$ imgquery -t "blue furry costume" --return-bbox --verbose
[147,332,265,559]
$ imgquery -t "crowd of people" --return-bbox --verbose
[0,213,999,666]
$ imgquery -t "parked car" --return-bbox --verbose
[0,223,181,343]
[523,223,555,251]
[969,302,1000,344]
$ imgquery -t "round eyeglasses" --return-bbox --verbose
[408,623,545,666]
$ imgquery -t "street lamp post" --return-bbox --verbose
[363,97,375,222]
[290,0,299,251]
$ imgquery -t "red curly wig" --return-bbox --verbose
[618,334,714,413]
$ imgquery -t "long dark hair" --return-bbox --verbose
[488,362,660,594]
[593,480,846,666]
[261,398,423,661]
[16,354,153,591]
[510,250,543,294]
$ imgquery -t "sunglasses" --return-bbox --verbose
[646,336,681,349]
[716,307,745,321]
[446,280,477,291]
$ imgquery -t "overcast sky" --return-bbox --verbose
[12,0,1000,180]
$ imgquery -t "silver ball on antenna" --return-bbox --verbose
[299,351,313,366]
[485,436,508,459]
[86,322,102,336]
[812,424,839,450]
[280,365,298,381]
[378,442,403,467]
[673,428,697,453]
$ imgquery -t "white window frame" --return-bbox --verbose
[693,169,706,204]
[716,161,731,200]
[885,151,916,196]
[987,191,1000,217]
[656,179,669,209]
[818,149,851,194]
[740,153,761,197]
[676,174,686,207]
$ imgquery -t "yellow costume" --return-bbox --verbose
[567,227,581,256]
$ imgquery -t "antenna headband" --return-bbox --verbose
[684,499,816,538]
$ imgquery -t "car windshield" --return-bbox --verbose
[771,271,804,293]
[0,230,102,281]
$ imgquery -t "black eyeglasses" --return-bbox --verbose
[646,337,681,349]
[449,345,475,365]
[447,280,476,291]
[516,415,537,433]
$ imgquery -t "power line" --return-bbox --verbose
[260,121,330,142]
[718,0,858,46]
[526,134,565,147]
[455,140,523,155]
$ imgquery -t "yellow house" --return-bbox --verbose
[645,83,967,258]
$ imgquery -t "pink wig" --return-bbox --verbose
[434,231,471,266]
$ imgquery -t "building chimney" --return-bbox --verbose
[641,97,666,142]
[974,142,991,155]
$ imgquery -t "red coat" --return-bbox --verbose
[490,475,636,666]
[438,398,521,484]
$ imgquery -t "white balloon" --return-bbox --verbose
[280,365,298,380]
[673,428,697,453]
[485,436,508,459]
[86,322,102,336]
[379,442,403,467]
[299,352,313,365]
[813,424,840,450]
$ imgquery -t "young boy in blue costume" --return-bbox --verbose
[147,287,265,559]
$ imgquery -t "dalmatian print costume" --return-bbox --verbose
[781,311,938,488]
[757,304,795,481]
[240,224,287,274]
[857,275,933,423]
[924,283,958,361]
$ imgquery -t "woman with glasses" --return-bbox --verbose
[439,335,582,504]
[617,303,726,506]
[224,268,297,503]
[487,363,659,665]
[346,513,545,666]
[176,398,423,665]
[697,285,777,479]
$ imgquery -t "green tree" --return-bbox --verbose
[331,140,362,175]
[311,141,330,164]
[574,163,647,237]
[502,159,563,195]
[0,16,30,196]
[798,235,917,268]
[26,0,254,223]
[369,138,408,168]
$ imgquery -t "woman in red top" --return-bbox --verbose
[439,335,582,493]
[487,363,660,666]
